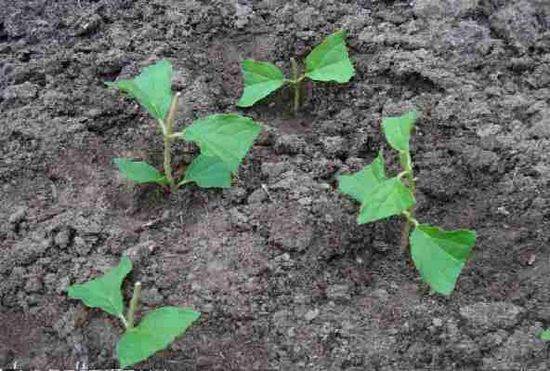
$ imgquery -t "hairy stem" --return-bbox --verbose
[400,217,412,252]
[163,136,174,187]
[163,93,180,189]
[290,57,300,114]
[399,151,416,250]
[166,92,180,128]
[126,282,142,329]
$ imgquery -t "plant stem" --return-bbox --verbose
[402,210,419,227]
[177,178,191,188]
[163,93,180,189]
[290,57,300,114]
[126,282,142,329]
[163,135,174,188]
[119,314,129,329]
[166,92,180,128]
[399,151,416,250]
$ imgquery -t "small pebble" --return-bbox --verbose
[304,308,320,322]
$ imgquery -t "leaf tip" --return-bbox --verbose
[236,99,251,108]
[120,255,133,271]
[189,309,201,322]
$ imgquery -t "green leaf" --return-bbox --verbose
[114,158,168,185]
[237,60,286,107]
[106,59,173,121]
[338,152,386,203]
[68,256,132,317]
[181,114,261,188]
[540,329,550,341]
[410,225,476,295]
[117,307,200,368]
[357,177,415,224]
[305,30,355,83]
[381,110,418,152]
[183,154,232,188]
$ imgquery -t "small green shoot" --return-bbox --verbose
[540,329,550,341]
[107,60,261,190]
[338,110,477,295]
[68,257,200,369]
[237,30,354,113]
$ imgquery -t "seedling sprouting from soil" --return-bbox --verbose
[68,256,200,368]
[236,30,354,113]
[107,60,261,190]
[338,110,477,295]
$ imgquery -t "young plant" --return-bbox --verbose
[107,59,261,190]
[236,30,355,112]
[68,256,200,368]
[338,110,477,295]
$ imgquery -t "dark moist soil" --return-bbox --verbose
[1,0,549,369]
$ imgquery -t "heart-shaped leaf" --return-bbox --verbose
[305,30,355,83]
[381,110,418,152]
[106,60,173,121]
[117,306,200,368]
[68,256,132,317]
[410,225,476,295]
[183,154,232,188]
[114,158,168,185]
[358,177,415,224]
[338,152,386,203]
[237,60,285,107]
[180,114,261,188]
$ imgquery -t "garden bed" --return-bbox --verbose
[1,0,549,369]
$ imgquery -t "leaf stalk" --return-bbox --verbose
[402,210,419,227]
[177,178,191,188]
[119,314,129,329]
[399,151,416,250]
[163,93,180,189]
[290,57,301,114]
[397,170,410,180]
[126,281,142,329]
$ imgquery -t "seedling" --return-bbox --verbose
[68,257,200,368]
[236,30,354,112]
[338,110,477,295]
[107,60,261,189]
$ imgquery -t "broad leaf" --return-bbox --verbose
[237,60,285,107]
[305,30,355,83]
[410,225,476,295]
[117,306,200,368]
[180,114,261,188]
[338,152,386,203]
[68,256,132,317]
[357,177,415,224]
[540,329,550,341]
[183,154,232,188]
[106,59,173,121]
[114,158,168,185]
[381,110,418,152]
